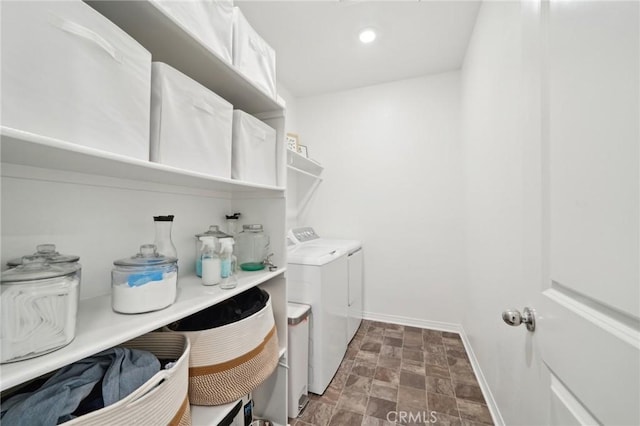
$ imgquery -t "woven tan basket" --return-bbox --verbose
[167,292,279,406]
[64,332,191,426]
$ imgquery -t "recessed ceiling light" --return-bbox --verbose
[359,29,376,44]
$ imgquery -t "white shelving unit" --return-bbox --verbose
[1,2,289,425]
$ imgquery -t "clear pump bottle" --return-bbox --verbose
[200,236,221,286]
[195,225,230,277]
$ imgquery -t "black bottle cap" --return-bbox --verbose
[153,215,175,222]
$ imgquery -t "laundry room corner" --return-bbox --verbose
[285,71,467,330]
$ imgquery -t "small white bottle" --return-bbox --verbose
[200,236,221,286]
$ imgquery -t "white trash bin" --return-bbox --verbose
[287,302,311,418]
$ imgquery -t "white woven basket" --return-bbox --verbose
[64,332,191,426]
[166,292,279,406]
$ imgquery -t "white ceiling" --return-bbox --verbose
[236,1,481,98]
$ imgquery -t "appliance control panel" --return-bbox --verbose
[288,227,320,244]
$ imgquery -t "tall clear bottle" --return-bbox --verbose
[153,215,177,258]
[225,213,241,237]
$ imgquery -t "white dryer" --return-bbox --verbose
[287,239,348,395]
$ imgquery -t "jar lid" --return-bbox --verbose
[114,244,177,267]
[2,256,80,283]
[6,243,80,267]
[242,224,263,232]
[195,225,232,239]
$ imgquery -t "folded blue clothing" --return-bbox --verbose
[1,347,160,426]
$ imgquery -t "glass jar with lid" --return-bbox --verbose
[6,243,80,267]
[112,244,178,314]
[235,224,270,271]
[1,256,81,363]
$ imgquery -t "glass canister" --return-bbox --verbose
[1,256,81,363]
[235,224,270,271]
[194,225,231,277]
[112,244,178,314]
[6,243,80,267]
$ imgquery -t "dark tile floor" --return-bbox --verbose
[290,320,494,426]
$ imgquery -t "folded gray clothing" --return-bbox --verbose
[1,347,160,425]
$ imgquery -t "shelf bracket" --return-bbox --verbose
[297,177,322,213]
[287,165,323,181]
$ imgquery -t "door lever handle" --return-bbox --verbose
[502,307,536,332]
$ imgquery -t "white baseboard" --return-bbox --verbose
[458,325,505,426]
[361,311,504,426]
[362,311,461,333]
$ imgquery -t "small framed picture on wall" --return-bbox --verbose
[286,133,299,152]
[297,144,308,158]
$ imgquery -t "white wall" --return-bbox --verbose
[1,167,230,300]
[461,2,548,424]
[294,72,465,326]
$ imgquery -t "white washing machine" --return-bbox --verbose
[288,228,363,343]
[287,228,364,394]
[287,237,348,395]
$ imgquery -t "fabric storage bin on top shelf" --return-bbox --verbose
[232,111,278,186]
[165,287,279,406]
[1,0,151,160]
[151,0,234,64]
[151,63,233,177]
[232,7,277,99]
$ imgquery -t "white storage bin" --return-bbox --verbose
[151,63,233,177]
[165,288,278,406]
[232,111,277,186]
[152,0,233,64]
[64,333,191,425]
[1,333,192,425]
[232,7,277,99]
[1,1,152,160]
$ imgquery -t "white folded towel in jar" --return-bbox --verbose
[1,276,79,363]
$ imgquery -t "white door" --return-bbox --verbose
[518,1,640,424]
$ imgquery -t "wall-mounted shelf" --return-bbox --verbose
[286,149,323,179]
[287,149,323,212]
[0,127,285,194]
[0,269,285,392]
